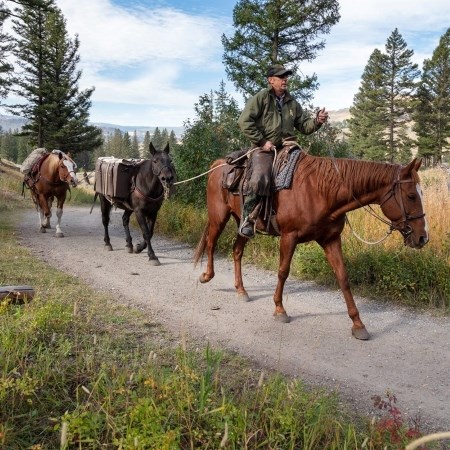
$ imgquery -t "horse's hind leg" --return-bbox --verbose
[199,207,231,284]
[54,195,65,237]
[320,237,369,340]
[122,210,134,253]
[99,195,113,251]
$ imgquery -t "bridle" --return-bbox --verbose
[377,168,426,240]
[132,155,175,202]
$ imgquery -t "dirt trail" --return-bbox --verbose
[17,205,450,432]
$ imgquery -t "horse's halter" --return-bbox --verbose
[378,168,426,240]
[151,154,175,199]
[58,159,77,187]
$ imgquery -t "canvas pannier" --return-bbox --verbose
[95,157,141,199]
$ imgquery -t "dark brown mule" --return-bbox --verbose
[194,154,429,340]
[97,143,176,265]
[24,151,78,237]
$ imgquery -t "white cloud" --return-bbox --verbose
[54,0,230,125]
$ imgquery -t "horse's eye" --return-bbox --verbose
[407,193,416,200]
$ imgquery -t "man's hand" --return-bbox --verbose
[262,140,275,151]
[316,107,329,125]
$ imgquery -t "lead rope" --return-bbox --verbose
[173,147,259,186]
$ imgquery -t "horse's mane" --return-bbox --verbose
[46,152,61,172]
[298,154,417,197]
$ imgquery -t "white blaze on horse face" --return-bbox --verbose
[63,160,78,186]
[416,183,429,242]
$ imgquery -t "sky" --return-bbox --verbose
[3,0,450,128]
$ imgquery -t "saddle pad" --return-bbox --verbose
[274,149,302,191]
[95,157,141,198]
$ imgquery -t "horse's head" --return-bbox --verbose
[57,152,78,188]
[380,158,429,249]
[149,142,176,198]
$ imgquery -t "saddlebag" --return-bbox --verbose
[95,157,141,199]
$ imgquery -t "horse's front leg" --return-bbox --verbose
[135,211,160,265]
[320,237,369,340]
[232,234,250,301]
[273,232,298,323]
[122,210,134,253]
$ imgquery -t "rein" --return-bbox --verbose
[330,159,425,243]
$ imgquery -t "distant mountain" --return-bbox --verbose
[0,114,184,141]
[0,110,350,141]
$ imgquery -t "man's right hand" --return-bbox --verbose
[262,140,275,151]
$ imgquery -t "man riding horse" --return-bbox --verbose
[237,64,328,238]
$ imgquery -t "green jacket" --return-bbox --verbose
[238,88,321,147]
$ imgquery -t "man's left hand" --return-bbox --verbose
[316,107,329,124]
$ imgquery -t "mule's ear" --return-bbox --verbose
[149,142,156,155]
[163,142,170,154]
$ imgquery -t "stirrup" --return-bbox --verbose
[239,218,255,238]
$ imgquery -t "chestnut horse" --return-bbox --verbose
[24,151,78,237]
[194,154,429,340]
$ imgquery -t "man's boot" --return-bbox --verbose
[239,193,260,238]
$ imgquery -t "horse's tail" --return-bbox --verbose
[193,221,209,267]
[90,192,98,214]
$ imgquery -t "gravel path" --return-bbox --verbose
[17,205,450,433]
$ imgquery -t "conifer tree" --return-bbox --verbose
[168,130,177,149]
[130,131,140,158]
[8,2,102,155]
[222,0,340,101]
[348,30,419,162]
[414,28,450,166]
[143,130,151,158]
[382,28,420,162]
[151,127,163,149]
[0,11,14,102]
[348,49,388,160]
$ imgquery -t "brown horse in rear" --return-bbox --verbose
[24,151,78,237]
[194,154,429,340]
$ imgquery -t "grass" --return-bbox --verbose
[0,162,442,448]
[157,166,450,313]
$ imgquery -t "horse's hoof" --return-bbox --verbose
[40,227,46,233]
[105,245,113,251]
[352,327,370,340]
[55,232,64,238]
[126,246,133,254]
[237,292,250,302]
[199,273,211,284]
[148,259,161,266]
[274,312,291,323]
[135,243,147,254]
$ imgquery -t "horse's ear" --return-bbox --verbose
[149,142,156,155]
[414,158,423,171]
[58,151,63,160]
[163,142,170,154]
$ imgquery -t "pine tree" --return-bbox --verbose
[348,49,388,160]
[151,127,163,149]
[142,131,151,158]
[168,130,178,149]
[130,131,140,158]
[382,28,420,162]
[0,10,14,102]
[414,28,450,166]
[8,2,102,155]
[222,0,340,101]
[348,30,419,162]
